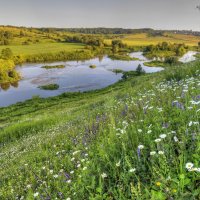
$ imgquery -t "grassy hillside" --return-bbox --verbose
[0,60,199,199]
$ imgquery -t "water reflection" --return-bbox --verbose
[0,81,19,91]
[0,52,164,107]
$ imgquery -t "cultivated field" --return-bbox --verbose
[105,33,200,46]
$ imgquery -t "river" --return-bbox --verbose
[1,51,196,107]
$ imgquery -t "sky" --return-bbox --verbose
[0,0,200,30]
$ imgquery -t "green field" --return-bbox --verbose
[0,60,200,199]
[0,42,85,56]
[105,33,200,46]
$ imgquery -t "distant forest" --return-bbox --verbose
[1,25,200,36]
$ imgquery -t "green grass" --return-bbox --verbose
[0,60,200,199]
[144,60,168,67]
[0,42,85,56]
[105,33,200,47]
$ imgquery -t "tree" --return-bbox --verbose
[136,64,145,75]
[1,48,13,59]
[198,41,200,48]
[112,45,119,54]
[176,46,186,56]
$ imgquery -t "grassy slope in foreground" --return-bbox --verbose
[0,61,200,199]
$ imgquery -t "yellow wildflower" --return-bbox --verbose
[155,182,161,186]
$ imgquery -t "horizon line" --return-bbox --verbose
[0,25,200,32]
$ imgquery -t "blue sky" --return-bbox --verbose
[0,0,200,30]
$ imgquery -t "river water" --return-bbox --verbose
[0,52,182,107]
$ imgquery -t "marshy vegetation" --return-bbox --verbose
[41,65,65,69]
[38,84,59,90]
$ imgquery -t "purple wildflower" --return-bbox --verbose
[137,148,141,159]
[172,101,185,110]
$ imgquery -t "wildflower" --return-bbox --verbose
[71,157,75,161]
[26,184,31,189]
[150,151,156,156]
[49,170,53,174]
[66,198,71,200]
[185,162,194,170]
[155,138,161,143]
[138,129,142,133]
[72,150,80,156]
[159,134,167,139]
[129,168,136,173]
[174,136,179,142]
[171,131,176,134]
[67,180,71,183]
[33,192,39,197]
[172,189,177,193]
[116,161,121,167]
[77,164,81,168]
[194,168,200,172]
[189,121,193,127]
[166,176,171,181]
[155,182,161,186]
[53,174,58,178]
[101,173,107,179]
[158,151,164,155]
[138,145,144,149]
[70,171,74,174]
[83,167,87,171]
[172,101,184,110]
[147,130,152,134]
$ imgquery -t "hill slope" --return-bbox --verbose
[0,61,200,199]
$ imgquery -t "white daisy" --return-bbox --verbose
[150,151,156,156]
[116,161,121,167]
[159,134,167,139]
[101,173,107,178]
[185,162,194,170]
[158,151,164,155]
[138,145,144,149]
[33,192,39,197]
[129,168,136,173]
[155,138,161,143]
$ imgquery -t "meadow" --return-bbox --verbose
[0,43,85,57]
[105,33,200,46]
[0,26,200,199]
[0,59,199,199]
